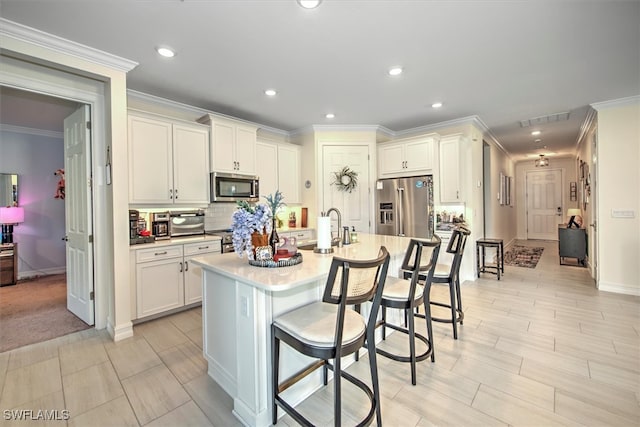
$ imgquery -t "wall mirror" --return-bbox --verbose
[0,173,19,207]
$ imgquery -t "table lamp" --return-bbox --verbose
[0,206,25,244]
[566,208,582,228]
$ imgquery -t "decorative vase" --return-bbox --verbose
[269,218,280,254]
[251,228,269,259]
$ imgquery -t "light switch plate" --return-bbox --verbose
[611,209,635,218]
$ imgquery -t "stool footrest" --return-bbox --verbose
[427,301,464,324]
[376,322,433,363]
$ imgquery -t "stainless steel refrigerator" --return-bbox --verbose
[375,175,434,239]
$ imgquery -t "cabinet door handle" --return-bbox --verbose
[169,189,173,199]
[179,261,183,272]
[174,188,178,199]
[185,261,189,271]
[456,190,459,199]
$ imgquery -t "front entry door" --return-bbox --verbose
[64,105,94,325]
[526,169,563,240]
[321,145,371,234]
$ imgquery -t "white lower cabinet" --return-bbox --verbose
[183,241,220,304]
[279,229,314,246]
[134,240,220,319]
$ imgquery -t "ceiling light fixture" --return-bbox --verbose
[156,47,175,58]
[531,130,541,136]
[534,139,542,143]
[535,154,549,167]
[297,0,322,9]
[264,89,277,96]
[431,102,443,108]
[388,67,403,76]
[325,113,335,119]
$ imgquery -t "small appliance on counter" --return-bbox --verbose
[205,229,234,253]
[151,212,170,240]
[129,209,155,245]
[169,210,205,237]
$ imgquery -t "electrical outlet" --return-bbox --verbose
[240,296,249,317]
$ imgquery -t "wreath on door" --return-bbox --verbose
[331,166,358,193]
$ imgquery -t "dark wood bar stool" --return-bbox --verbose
[429,226,471,340]
[376,237,441,385]
[476,238,504,280]
[271,247,390,426]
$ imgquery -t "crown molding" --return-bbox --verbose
[0,18,138,72]
[590,95,640,111]
[127,89,289,137]
[0,123,63,139]
[576,107,597,148]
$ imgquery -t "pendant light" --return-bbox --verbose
[535,154,549,167]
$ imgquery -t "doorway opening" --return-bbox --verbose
[0,86,95,352]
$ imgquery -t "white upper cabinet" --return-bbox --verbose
[199,114,257,175]
[128,113,209,205]
[439,134,464,203]
[378,135,437,178]
[256,141,301,204]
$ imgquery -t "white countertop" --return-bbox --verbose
[129,234,221,250]
[191,233,436,292]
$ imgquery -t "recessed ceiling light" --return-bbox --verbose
[297,0,322,9]
[388,67,403,76]
[264,89,277,96]
[534,139,542,143]
[531,130,541,136]
[431,102,443,108]
[156,47,175,58]
[325,113,335,119]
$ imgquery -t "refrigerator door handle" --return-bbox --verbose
[397,187,405,236]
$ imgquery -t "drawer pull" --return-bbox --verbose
[154,251,168,256]
[198,246,209,250]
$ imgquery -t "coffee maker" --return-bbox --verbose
[129,209,140,243]
[129,209,154,245]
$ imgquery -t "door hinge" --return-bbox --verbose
[89,234,93,243]
[86,121,91,130]
[90,291,94,300]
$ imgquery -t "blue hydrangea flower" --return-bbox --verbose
[231,202,273,259]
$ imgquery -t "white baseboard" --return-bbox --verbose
[109,321,134,342]
[18,267,66,280]
[598,281,640,296]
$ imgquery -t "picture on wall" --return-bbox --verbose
[499,172,506,205]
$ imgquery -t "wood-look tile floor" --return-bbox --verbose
[0,240,638,426]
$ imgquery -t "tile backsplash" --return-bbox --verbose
[205,203,236,231]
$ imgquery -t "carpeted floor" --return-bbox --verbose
[0,274,91,353]
[503,245,545,268]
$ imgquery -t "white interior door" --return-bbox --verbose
[64,105,94,325]
[321,145,371,235]
[526,169,563,240]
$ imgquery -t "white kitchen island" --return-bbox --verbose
[191,233,414,427]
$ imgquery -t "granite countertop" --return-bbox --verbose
[191,233,431,292]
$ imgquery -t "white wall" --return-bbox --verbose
[592,98,640,295]
[0,129,66,278]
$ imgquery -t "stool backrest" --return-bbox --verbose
[441,226,471,278]
[323,246,391,346]
[402,236,441,297]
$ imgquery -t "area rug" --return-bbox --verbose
[0,274,91,353]
[503,245,544,268]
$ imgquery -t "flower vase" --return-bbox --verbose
[251,228,269,259]
[269,218,279,254]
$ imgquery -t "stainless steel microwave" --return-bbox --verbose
[210,172,259,202]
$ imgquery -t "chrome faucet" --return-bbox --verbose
[325,207,342,247]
